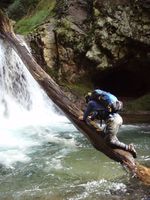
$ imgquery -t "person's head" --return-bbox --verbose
[85,92,92,103]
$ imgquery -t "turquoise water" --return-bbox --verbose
[0,39,149,200]
[0,122,149,200]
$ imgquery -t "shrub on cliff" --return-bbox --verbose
[7,0,40,20]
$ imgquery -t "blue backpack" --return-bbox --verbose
[91,89,123,113]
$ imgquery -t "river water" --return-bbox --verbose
[0,40,149,200]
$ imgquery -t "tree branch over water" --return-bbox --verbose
[0,10,149,185]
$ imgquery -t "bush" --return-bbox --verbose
[15,9,50,34]
[7,0,40,20]
[14,0,56,34]
[125,94,150,111]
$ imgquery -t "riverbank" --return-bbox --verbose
[122,112,150,124]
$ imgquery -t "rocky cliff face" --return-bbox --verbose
[90,1,150,65]
[4,0,150,97]
[87,0,150,96]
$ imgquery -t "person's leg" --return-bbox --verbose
[104,113,122,136]
[104,114,137,158]
[104,113,127,149]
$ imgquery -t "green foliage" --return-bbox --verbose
[0,0,14,9]
[15,10,49,34]
[124,94,150,111]
[7,0,40,20]
[14,0,56,34]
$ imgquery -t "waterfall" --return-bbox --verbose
[0,39,69,167]
[0,39,64,127]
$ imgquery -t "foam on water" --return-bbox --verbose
[68,179,127,200]
[0,39,74,167]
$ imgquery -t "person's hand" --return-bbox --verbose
[78,115,84,121]
[88,115,94,120]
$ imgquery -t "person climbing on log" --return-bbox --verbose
[79,89,137,158]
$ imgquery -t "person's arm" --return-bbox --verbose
[83,101,93,121]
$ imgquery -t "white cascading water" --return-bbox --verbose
[0,39,71,167]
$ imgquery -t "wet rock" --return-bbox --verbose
[27,21,57,71]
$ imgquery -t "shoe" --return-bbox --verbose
[128,143,137,158]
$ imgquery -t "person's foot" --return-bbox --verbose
[128,143,137,158]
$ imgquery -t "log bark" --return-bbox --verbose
[0,10,144,177]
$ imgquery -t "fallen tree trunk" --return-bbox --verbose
[0,10,150,184]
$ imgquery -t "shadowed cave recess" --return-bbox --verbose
[91,50,150,98]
